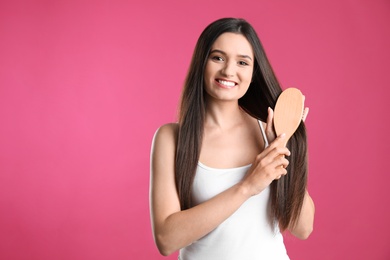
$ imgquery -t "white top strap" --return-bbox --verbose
[258,120,269,147]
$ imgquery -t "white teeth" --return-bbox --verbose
[218,80,235,87]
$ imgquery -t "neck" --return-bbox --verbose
[204,99,246,129]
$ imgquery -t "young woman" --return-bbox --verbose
[150,18,315,259]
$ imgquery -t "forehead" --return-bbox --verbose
[211,32,254,58]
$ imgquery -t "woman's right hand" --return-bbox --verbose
[240,134,290,196]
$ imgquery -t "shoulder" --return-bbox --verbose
[153,123,179,141]
[244,112,266,129]
[243,113,270,145]
[151,123,178,176]
[152,123,179,151]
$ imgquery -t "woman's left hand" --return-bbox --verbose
[265,106,309,143]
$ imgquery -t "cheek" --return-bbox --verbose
[241,70,253,84]
[204,62,214,76]
[203,65,214,86]
[240,71,254,92]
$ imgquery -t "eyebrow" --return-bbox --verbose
[209,49,253,61]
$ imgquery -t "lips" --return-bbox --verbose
[215,79,237,88]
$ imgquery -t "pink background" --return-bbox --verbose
[1,1,389,259]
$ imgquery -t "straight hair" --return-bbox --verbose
[175,17,308,231]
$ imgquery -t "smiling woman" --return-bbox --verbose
[203,33,254,101]
[149,17,314,260]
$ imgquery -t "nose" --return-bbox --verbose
[221,61,235,77]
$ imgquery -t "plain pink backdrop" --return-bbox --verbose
[0,0,389,259]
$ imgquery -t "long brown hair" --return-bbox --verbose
[175,18,308,231]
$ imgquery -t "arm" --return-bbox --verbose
[149,124,250,255]
[288,190,315,239]
[149,124,290,256]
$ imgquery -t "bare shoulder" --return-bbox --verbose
[151,123,179,159]
[153,123,179,146]
[155,123,179,136]
[243,113,266,132]
[243,113,268,148]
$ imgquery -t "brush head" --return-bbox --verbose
[273,88,305,147]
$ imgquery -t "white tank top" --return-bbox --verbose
[179,121,290,260]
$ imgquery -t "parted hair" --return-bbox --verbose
[175,17,308,231]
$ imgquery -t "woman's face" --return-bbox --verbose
[203,32,254,103]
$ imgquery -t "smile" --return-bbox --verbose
[216,79,237,88]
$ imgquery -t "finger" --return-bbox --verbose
[280,155,290,168]
[266,107,275,135]
[268,134,290,152]
[275,167,288,180]
[266,107,273,128]
[261,145,291,166]
[271,154,289,169]
[255,133,290,163]
[302,107,309,122]
[256,131,281,155]
[266,107,276,141]
[259,134,285,159]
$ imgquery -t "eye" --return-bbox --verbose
[211,56,224,62]
[238,60,249,66]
